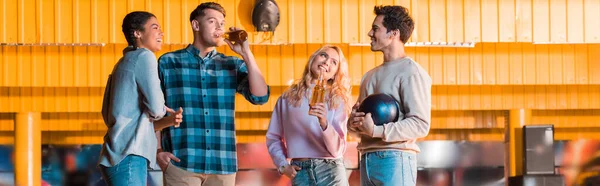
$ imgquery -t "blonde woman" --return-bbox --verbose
[266,45,352,186]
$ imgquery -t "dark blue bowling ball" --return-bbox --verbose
[358,93,400,126]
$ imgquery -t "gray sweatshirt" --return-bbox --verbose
[350,57,432,154]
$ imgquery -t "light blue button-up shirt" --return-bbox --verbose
[99,47,166,170]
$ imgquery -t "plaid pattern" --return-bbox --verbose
[158,45,270,174]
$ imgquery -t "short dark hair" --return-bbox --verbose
[122,11,156,46]
[374,5,414,43]
[189,2,226,22]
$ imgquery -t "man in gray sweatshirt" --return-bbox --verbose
[348,5,432,186]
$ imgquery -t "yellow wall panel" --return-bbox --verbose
[548,45,563,84]
[429,48,443,85]
[0,114,14,131]
[359,0,376,44]
[59,46,74,87]
[0,48,2,87]
[535,45,550,84]
[532,0,549,42]
[481,86,492,109]
[562,45,575,84]
[414,0,430,42]
[74,0,92,43]
[1,44,600,89]
[496,43,509,85]
[516,0,533,42]
[57,0,73,43]
[446,86,459,110]
[290,0,307,43]
[39,0,55,42]
[342,0,360,43]
[434,86,445,110]
[93,0,110,43]
[109,0,127,43]
[87,46,101,87]
[307,0,324,43]
[73,47,87,87]
[546,86,557,109]
[267,46,282,86]
[447,0,464,42]
[584,0,600,42]
[166,0,183,44]
[482,43,496,84]
[469,44,483,84]
[9,88,21,112]
[567,0,584,43]
[45,46,59,87]
[31,47,45,87]
[549,0,566,43]
[499,0,515,42]
[456,48,470,84]
[590,86,600,109]
[522,44,536,84]
[589,46,600,84]
[324,0,342,43]
[502,86,514,109]
[19,0,36,43]
[481,0,499,42]
[429,0,446,42]
[443,48,456,85]
[574,45,588,84]
[4,0,600,45]
[360,46,376,78]
[532,110,600,128]
[2,46,17,86]
[18,47,32,86]
[1,0,18,43]
[279,45,294,85]
[508,44,523,84]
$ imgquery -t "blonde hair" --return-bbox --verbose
[282,45,352,113]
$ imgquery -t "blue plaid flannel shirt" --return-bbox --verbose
[158,45,270,174]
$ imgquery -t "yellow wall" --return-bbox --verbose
[0,0,599,144]
[2,0,600,44]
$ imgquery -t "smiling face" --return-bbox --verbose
[310,47,341,81]
[192,8,226,47]
[367,15,396,52]
[136,16,163,52]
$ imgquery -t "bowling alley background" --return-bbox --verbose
[1,0,599,185]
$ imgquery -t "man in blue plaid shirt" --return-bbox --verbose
[155,2,270,186]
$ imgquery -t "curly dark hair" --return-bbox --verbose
[122,11,156,47]
[189,2,226,22]
[374,5,414,43]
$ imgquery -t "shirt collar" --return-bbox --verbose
[185,44,217,59]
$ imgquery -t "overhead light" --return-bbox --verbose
[349,42,476,48]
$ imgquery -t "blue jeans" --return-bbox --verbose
[291,158,349,186]
[99,154,148,186]
[360,151,417,186]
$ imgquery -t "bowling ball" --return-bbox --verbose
[358,93,400,126]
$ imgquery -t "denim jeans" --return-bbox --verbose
[360,151,417,186]
[291,158,349,186]
[99,154,148,186]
